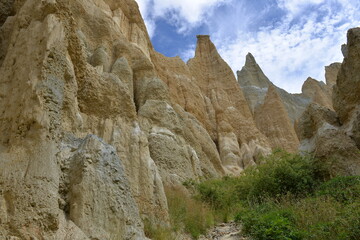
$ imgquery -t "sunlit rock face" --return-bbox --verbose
[1,0,358,238]
[0,0,274,238]
[254,85,299,153]
[301,77,333,110]
[153,35,272,175]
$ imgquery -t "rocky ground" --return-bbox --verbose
[199,222,247,240]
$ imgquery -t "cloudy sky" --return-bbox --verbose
[135,0,360,93]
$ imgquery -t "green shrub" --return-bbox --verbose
[193,150,359,240]
[236,151,319,202]
[316,176,360,204]
[235,204,304,240]
[338,202,360,240]
[143,219,174,240]
[166,186,214,239]
[197,176,239,209]
[277,195,360,240]
[196,176,241,222]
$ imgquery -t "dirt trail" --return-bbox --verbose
[198,222,247,240]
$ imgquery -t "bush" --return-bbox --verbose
[236,151,319,202]
[196,176,241,222]
[197,176,239,208]
[235,204,304,240]
[316,176,360,204]
[192,150,360,240]
[143,219,174,240]
[166,186,214,239]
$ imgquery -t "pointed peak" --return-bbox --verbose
[304,77,319,84]
[306,76,314,81]
[193,35,218,59]
[238,53,271,88]
[196,35,211,45]
[245,53,256,65]
[197,35,210,40]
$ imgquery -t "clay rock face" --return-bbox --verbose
[152,51,217,140]
[334,28,360,124]
[296,28,360,177]
[188,35,253,119]
[325,62,341,88]
[302,77,333,110]
[66,135,146,239]
[187,36,271,173]
[237,53,310,123]
[254,85,299,152]
[333,28,360,150]
[296,103,360,176]
[152,37,271,175]
[0,0,165,238]
[138,100,224,184]
[0,0,14,26]
[238,53,338,156]
[237,53,272,89]
[0,0,271,238]
[237,53,272,115]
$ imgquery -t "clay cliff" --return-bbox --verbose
[296,28,360,176]
[237,52,339,153]
[237,53,311,123]
[325,62,342,88]
[254,85,299,152]
[1,0,359,238]
[238,53,339,119]
[301,77,333,110]
[0,0,271,238]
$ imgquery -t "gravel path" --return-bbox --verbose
[198,222,247,240]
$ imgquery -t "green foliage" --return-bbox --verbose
[166,186,214,239]
[196,176,241,222]
[197,176,239,208]
[290,197,360,240]
[316,176,360,204]
[143,219,174,240]
[235,205,304,240]
[194,150,360,240]
[236,151,319,202]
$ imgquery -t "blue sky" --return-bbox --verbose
[136,0,360,93]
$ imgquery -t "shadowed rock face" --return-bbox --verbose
[296,28,360,176]
[237,52,338,156]
[333,28,360,150]
[334,28,360,125]
[237,53,272,89]
[296,103,360,176]
[325,62,342,88]
[237,53,311,124]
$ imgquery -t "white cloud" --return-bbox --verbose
[277,0,325,16]
[135,0,156,37]
[214,0,360,93]
[136,0,360,93]
[136,0,229,35]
